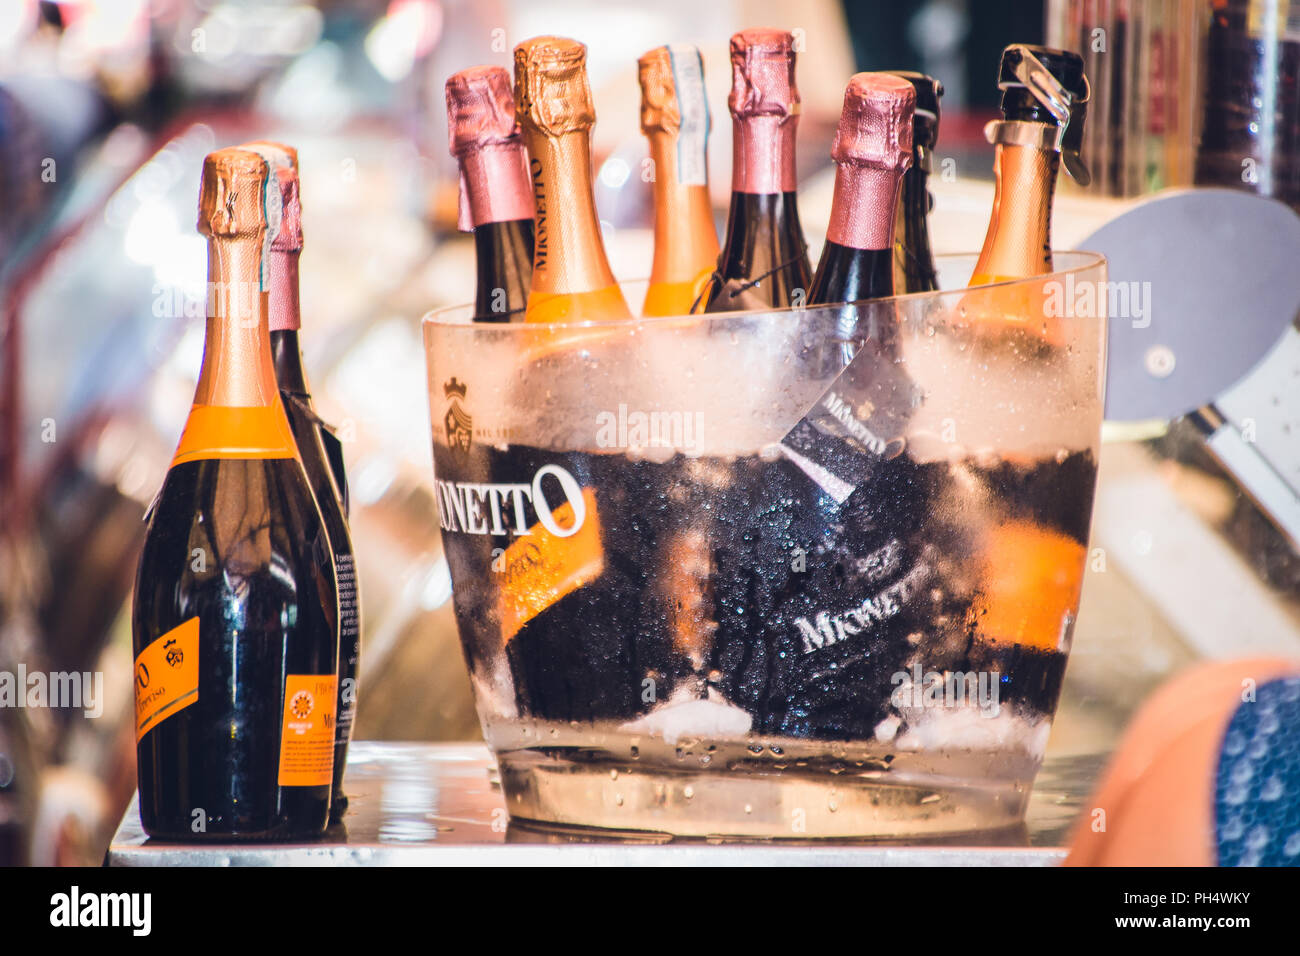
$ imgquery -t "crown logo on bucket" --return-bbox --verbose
[442,378,472,455]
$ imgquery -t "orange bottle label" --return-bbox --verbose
[973,520,1085,651]
[277,674,338,788]
[134,617,200,741]
[499,487,604,643]
[170,402,299,467]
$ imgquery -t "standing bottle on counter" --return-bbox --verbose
[244,140,359,824]
[700,28,812,312]
[638,44,719,317]
[885,72,943,295]
[515,36,632,323]
[446,66,535,323]
[133,148,337,840]
[970,45,1090,290]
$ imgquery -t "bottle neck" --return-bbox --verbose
[524,130,619,296]
[195,237,280,408]
[270,329,309,396]
[268,246,310,395]
[458,143,533,230]
[710,192,811,311]
[809,244,894,306]
[826,164,903,251]
[268,248,301,332]
[730,115,797,194]
[810,161,903,307]
[473,218,534,322]
[894,160,937,294]
[971,141,1059,284]
[647,132,718,288]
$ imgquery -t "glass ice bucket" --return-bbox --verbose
[423,252,1107,839]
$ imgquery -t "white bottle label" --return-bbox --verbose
[669,45,709,187]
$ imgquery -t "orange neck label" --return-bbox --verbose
[134,617,200,741]
[170,401,299,467]
[524,284,631,323]
[641,268,714,317]
[499,487,604,643]
[278,673,338,788]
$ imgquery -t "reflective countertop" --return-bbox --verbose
[107,742,1102,866]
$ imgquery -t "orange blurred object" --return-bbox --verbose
[1066,657,1300,866]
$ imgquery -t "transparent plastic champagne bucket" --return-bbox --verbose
[423,252,1107,839]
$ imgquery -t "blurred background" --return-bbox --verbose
[1,0,1298,865]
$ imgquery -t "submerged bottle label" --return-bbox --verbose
[170,403,299,467]
[134,617,200,741]
[972,520,1084,651]
[778,336,918,504]
[278,674,338,787]
[498,487,603,643]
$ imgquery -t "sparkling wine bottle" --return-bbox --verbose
[884,71,943,294]
[700,28,812,313]
[446,66,535,323]
[243,140,359,823]
[970,45,1091,289]
[775,72,919,518]
[637,44,719,317]
[133,148,337,840]
[514,36,632,323]
[809,72,915,307]
[964,45,1092,675]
